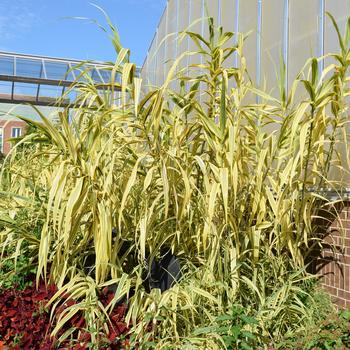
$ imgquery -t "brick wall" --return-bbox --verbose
[314,203,350,308]
[0,120,27,155]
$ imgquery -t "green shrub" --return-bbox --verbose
[195,305,260,350]
[277,289,350,350]
[0,253,35,290]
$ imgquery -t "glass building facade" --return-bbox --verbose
[142,0,350,95]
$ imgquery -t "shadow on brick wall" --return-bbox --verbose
[308,201,350,307]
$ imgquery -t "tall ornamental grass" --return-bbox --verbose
[0,12,349,349]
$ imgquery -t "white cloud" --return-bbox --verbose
[0,0,41,42]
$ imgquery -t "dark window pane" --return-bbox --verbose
[11,127,22,138]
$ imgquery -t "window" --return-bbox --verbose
[0,127,3,153]
[11,127,22,138]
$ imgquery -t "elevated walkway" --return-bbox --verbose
[0,52,114,107]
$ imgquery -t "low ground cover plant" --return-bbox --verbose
[277,289,350,350]
[194,304,260,349]
[1,10,350,349]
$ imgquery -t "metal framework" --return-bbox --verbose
[0,52,116,107]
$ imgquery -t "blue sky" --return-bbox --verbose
[0,0,167,66]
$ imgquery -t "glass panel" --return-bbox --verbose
[141,55,149,84]
[162,5,170,81]
[239,0,258,83]
[156,13,167,85]
[288,0,319,84]
[325,0,350,62]
[261,0,284,96]
[325,1,350,184]
[67,89,78,102]
[221,0,237,69]
[178,0,189,71]
[39,85,64,99]
[221,0,236,35]
[87,66,112,83]
[99,69,111,83]
[16,58,42,78]
[165,0,177,79]
[207,0,219,27]
[0,81,12,95]
[189,0,203,78]
[45,61,72,80]
[90,68,103,83]
[71,65,91,82]
[13,83,38,97]
[114,91,122,107]
[148,36,157,85]
[0,56,14,75]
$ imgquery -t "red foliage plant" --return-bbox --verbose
[0,278,129,349]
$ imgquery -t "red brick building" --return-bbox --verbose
[0,119,26,155]
[311,202,350,309]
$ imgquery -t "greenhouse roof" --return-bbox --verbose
[0,52,117,107]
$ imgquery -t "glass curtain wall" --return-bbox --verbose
[141,0,350,183]
[188,0,203,79]
[221,0,237,64]
[325,0,350,64]
[165,0,177,85]
[288,0,319,85]
[142,0,347,91]
[178,1,190,75]
[239,0,258,84]
[261,0,284,97]
[324,0,350,184]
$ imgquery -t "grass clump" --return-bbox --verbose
[0,11,350,349]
